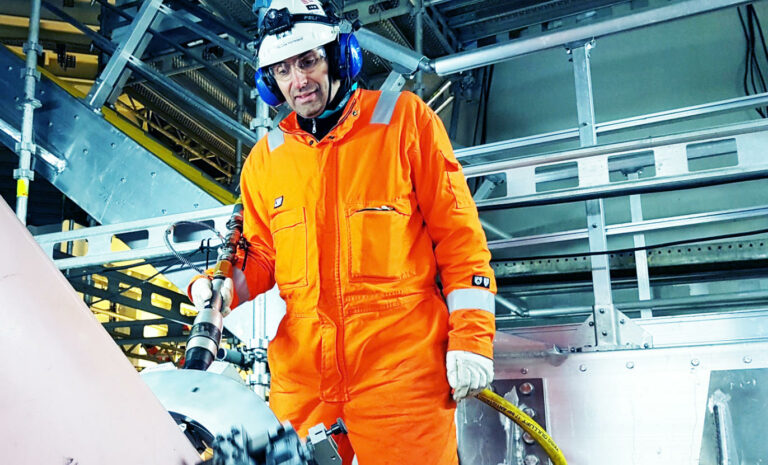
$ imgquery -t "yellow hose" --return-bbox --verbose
[475,388,567,465]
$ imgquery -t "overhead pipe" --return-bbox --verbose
[432,0,752,76]
[15,0,43,224]
[415,0,424,99]
[355,27,432,75]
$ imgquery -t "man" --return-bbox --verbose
[190,0,496,463]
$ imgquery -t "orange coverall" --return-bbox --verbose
[230,88,495,464]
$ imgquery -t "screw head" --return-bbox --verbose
[601,330,608,336]
[519,382,535,396]
[579,364,587,372]
[522,432,536,445]
[523,407,536,418]
[520,368,528,375]
[524,455,540,465]
[626,361,635,369]
[691,359,700,367]
[743,356,752,364]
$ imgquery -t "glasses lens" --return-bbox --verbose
[269,49,325,81]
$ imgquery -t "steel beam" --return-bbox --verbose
[433,0,752,75]
[456,91,768,163]
[85,0,162,110]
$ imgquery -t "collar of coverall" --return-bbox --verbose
[279,87,365,146]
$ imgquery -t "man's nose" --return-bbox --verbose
[289,66,308,88]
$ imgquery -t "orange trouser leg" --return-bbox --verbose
[269,392,355,464]
[340,295,458,465]
[342,382,458,465]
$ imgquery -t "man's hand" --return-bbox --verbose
[446,350,494,402]
[190,277,234,317]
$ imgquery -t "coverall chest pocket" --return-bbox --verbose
[271,207,308,289]
[346,198,414,280]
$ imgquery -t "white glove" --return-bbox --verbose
[190,277,234,316]
[446,350,494,402]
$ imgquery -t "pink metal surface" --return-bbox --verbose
[0,198,201,465]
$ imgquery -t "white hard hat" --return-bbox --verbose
[257,0,339,68]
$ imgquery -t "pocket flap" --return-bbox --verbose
[271,207,305,233]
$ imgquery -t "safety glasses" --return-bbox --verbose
[268,48,327,82]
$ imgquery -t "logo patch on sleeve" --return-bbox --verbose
[472,275,491,288]
[274,196,284,209]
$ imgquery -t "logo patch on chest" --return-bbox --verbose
[274,196,284,209]
[472,275,491,289]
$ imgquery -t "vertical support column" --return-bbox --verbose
[15,0,43,225]
[250,3,272,400]
[570,42,652,350]
[234,57,245,187]
[628,172,653,318]
[415,0,425,99]
[85,0,163,110]
[571,42,619,347]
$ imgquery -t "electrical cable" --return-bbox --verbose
[475,388,567,465]
[501,226,768,262]
[738,5,768,117]
[164,220,226,274]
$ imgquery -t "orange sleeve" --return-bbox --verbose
[227,139,277,309]
[406,93,496,359]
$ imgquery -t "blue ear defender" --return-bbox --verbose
[337,33,363,79]
[254,67,284,106]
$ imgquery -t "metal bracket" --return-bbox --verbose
[248,115,273,131]
[20,67,40,81]
[22,41,43,56]
[574,305,653,351]
[13,167,35,181]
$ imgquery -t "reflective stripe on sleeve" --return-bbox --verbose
[445,288,495,315]
[370,91,401,125]
[268,128,285,151]
[231,266,252,305]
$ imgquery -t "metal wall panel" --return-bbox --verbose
[0,197,200,464]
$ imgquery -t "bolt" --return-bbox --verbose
[120,177,126,183]
[161,209,167,214]
[591,223,597,228]
[193,203,199,209]
[599,308,605,314]
[522,432,536,445]
[643,343,650,349]
[620,319,625,324]
[601,330,608,336]
[178,423,187,431]
[523,407,536,418]
[519,382,535,396]
[691,359,700,367]
[743,356,752,364]
[520,368,528,375]
[579,364,587,372]
[48,121,53,127]
[524,455,540,465]
[626,361,635,369]
[588,321,594,327]
[150,171,157,177]
[74,114,79,120]
[110,142,116,148]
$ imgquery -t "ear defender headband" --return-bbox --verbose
[254,8,363,106]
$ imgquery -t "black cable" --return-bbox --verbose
[164,220,225,274]
[502,227,768,262]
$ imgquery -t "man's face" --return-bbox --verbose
[271,48,335,118]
